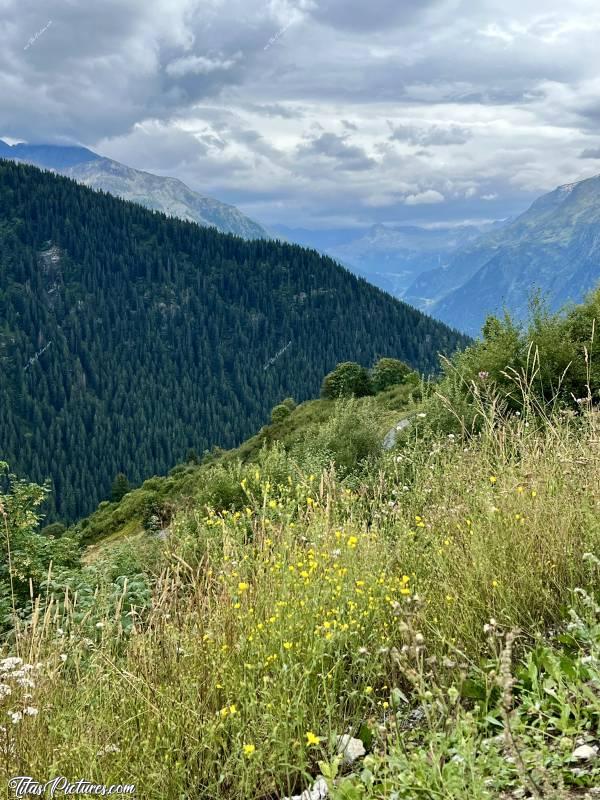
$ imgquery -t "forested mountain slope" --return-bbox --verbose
[0,161,468,520]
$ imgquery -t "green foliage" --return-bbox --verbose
[270,403,292,425]
[110,473,130,503]
[321,362,373,399]
[197,465,248,513]
[417,288,600,440]
[0,161,466,522]
[0,463,80,626]
[40,521,66,538]
[185,448,200,465]
[371,357,412,392]
[300,400,381,476]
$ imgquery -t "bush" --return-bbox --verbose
[371,357,412,392]
[271,403,292,425]
[197,465,247,512]
[299,399,381,476]
[321,362,373,399]
[41,522,67,538]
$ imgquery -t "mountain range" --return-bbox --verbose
[0,140,269,240]
[271,222,501,298]
[404,176,600,335]
[0,160,467,520]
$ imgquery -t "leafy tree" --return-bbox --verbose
[111,473,130,503]
[0,463,80,626]
[281,397,297,411]
[321,362,373,399]
[371,357,412,392]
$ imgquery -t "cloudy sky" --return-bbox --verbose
[3,0,600,230]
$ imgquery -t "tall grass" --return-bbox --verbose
[1,401,599,798]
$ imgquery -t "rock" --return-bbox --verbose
[336,734,366,765]
[283,775,328,800]
[383,418,410,450]
[572,744,598,761]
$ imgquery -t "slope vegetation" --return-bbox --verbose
[0,161,467,519]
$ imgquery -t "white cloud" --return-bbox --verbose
[404,190,445,205]
[166,53,240,77]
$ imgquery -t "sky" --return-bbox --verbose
[3,0,600,230]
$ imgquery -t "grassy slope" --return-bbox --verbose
[5,392,598,798]
[78,381,418,559]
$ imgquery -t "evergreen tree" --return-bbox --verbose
[111,473,130,503]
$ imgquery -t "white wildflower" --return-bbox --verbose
[0,657,23,672]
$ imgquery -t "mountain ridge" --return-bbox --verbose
[404,173,600,333]
[0,139,269,240]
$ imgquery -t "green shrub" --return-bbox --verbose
[271,403,292,424]
[299,399,381,476]
[321,362,373,399]
[197,465,247,512]
[371,357,412,392]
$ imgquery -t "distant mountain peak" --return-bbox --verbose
[0,139,268,240]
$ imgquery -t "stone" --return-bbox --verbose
[283,775,329,800]
[336,734,366,765]
[572,744,598,761]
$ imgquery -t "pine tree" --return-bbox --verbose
[111,473,130,503]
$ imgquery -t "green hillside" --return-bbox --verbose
[0,160,467,521]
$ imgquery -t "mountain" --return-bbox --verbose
[0,160,468,521]
[273,222,500,298]
[0,140,269,240]
[325,223,498,298]
[404,176,600,335]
